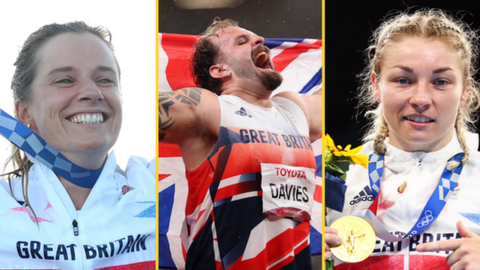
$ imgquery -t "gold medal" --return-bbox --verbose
[330,216,376,263]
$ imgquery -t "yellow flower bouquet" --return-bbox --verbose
[324,134,369,180]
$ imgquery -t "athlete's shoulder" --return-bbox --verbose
[273,91,305,109]
[273,90,322,141]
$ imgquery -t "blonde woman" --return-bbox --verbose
[326,9,480,269]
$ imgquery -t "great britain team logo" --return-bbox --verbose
[451,182,460,199]
[122,185,134,195]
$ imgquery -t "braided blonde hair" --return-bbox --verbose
[358,9,480,163]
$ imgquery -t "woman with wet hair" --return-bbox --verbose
[325,9,480,269]
[0,21,155,269]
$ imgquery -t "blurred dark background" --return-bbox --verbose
[158,1,322,268]
[325,0,480,148]
[159,0,321,38]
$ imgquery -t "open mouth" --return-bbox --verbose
[252,47,273,70]
[405,116,434,123]
[68,113,105,124]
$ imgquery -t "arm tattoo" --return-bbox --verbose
[158,88,203,142]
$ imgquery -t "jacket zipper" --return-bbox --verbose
[72,219,79,236]
[72,218,85,269]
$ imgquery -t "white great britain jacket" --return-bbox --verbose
[0,152,155,269]
[327,132,480,270]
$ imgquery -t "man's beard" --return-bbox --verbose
[227,57,283,91]
[259,70,283,91]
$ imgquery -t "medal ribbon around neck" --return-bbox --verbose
[364,152,464,240]
[0,109,103,188]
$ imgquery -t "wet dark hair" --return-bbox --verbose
[191,17,238,95]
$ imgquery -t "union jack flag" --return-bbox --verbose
[122,185,133,195]
[158,33,322,269]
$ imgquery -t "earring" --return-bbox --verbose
[376,96,379,101]
[461,101,465,105]
[27,123,31,128]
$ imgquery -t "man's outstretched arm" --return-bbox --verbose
[158,88,220,170]
[159,88,203,143]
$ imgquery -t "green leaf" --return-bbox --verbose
[335,161,351,174]
[325,260,334,270]
[325,164,346,181]
[332,156,353,163]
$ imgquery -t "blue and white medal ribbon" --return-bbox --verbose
[354,152,464,242]
[368,153,384,199]
[0,109,102,188]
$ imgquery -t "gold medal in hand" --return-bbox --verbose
[330,216,376,263]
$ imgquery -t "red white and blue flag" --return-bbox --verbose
[158,33,322,269]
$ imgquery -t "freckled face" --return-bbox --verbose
[374,38,467,152]
[22,33,122,161]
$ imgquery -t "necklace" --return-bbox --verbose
[396,159,422,194]
[397,182,407,193]
[0,109,103,188]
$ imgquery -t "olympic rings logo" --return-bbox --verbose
[416,210,434,228]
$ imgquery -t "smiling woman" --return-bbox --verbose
[372,37,468,153]
[0,22,155,269]
[16,32,122,170]
[325,9,480,269]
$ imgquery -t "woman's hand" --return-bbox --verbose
[325,226,343,260]
[417,221,480,270]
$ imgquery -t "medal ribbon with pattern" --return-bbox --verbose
[0,109,102,188]
[364,152,464,240]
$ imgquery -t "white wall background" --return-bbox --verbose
[0,1,156,177]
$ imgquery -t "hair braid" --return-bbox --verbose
[456,109,470,164]
[373,113,389,155]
